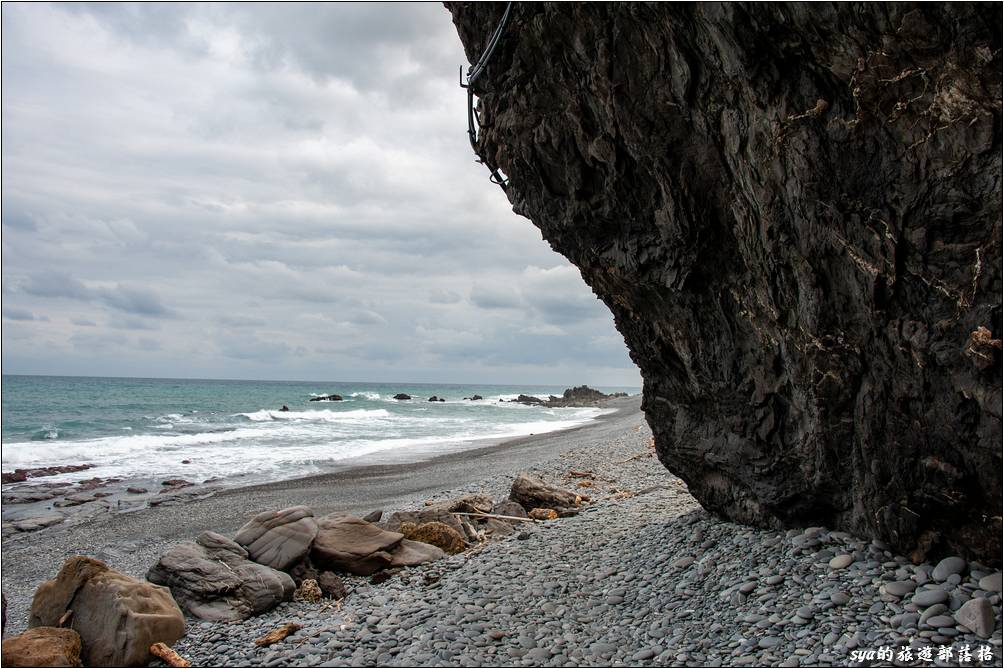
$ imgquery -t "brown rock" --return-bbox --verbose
[288,560,347,599]
[293,579,322,603]
[492,500,528,519]
[317,572,347,599]
[1,627,82,667]
[399,521,467,554]
[446,495,494,514]
[311,515,403,576]
[510,473,580,511]
[29,556,185,667]
[361,510,383,523]
[528,508,559,521]
[384,509,472,541]
[234,506,318,571]
[389,539,446,567]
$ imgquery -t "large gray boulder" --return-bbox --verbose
[234,505,318,571]
[29,556,184,667]
[147,531,294,621]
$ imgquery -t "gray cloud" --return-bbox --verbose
[1,3,641,387]
[2,306,38,321]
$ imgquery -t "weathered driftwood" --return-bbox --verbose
[150,642,190,668]
[453,512,534,523]
[510,473,580,511]
[254,623,303,647]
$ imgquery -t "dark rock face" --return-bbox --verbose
[448,3,1002,561]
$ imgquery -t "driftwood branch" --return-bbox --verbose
[150,643,190,668]
[255,623,303,647]
[453,511,534,523]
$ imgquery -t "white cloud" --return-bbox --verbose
[1,3,640,387]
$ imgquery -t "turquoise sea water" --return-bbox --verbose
[1,375,638,486]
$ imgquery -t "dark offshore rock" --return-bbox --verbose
[448,3,1002,561]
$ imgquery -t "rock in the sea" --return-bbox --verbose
[312,515,405,576]
[29,556,184,667]
[954,597,994,638]
[234,505,318,571]
[447,2,1002,562]
[510,473,580,511]
[393,393,412,400]
[463,395,484,401]
[427,395,446,402]
[399,521,467,554]
[1,627,82,668]
[147,531,294,622]
[310,394,343,401]
[1,464,93,484]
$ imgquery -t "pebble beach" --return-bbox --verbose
[2,397,1001,667]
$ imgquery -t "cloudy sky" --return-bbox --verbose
[1,3,640,387]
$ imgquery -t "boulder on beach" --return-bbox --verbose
[311,515,404,576]
[312,514,444,575]
[30,556,184,667]
[384,508,478,543]
[393,393,412,400]
[390,539,446,567]
[147,531,294,622]
[510,473,581,511]
[447,494,494,515]
[234,506,318,571]
[1,627,82,668]
[400,521,467,554]
[492,500,529,519]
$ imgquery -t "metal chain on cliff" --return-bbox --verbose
[459,2,513,192]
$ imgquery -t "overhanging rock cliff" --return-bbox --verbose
[448,3,1002,562]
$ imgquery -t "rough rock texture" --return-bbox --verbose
[311,515,405,576]
[146,531,295,622]
[399,521,468,554]
[1,627,83,668]
[510,472,581,511]
[448,2,1002,562]
[234,505,318,571]
[29,556,185,666]
[389,539,447,568]
[288,558,348,600]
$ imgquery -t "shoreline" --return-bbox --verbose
[0,396,629,525]
[3,394,1001,667]
[0,395,644,635]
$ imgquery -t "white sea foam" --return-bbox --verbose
[1,402,612,488]
[349,392,381,400]
[237,408,391,422]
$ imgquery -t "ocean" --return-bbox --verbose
[0,375,638,488]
